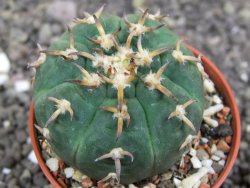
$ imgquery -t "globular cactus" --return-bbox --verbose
[32,6,205,184]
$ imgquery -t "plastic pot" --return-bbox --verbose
[29,45,241,188]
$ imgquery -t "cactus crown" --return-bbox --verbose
[32,6,205,184]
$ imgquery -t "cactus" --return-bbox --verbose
[32,6,205,184]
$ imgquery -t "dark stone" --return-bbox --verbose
[201,123,233,139]
[157,179,175,188]
[16,130,27,143]
[32,172,48,186]
[212,162,224,174]
[243,174,250,185]
[212,124,233,138]
[0,157,16,168]
[21,159,40,174]
[19,169,31,187]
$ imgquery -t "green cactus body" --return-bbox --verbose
[33,10,204,184]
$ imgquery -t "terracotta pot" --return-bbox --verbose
[29,46,241,188]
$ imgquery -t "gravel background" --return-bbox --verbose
[0,0,249,187]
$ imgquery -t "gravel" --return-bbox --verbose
[0,0,249,187]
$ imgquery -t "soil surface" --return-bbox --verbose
[0,0,249,187]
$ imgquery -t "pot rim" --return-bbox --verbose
[29,45,241,188]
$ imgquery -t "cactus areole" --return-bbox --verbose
[33,8,205,184]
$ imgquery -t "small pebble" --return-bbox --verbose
[240,72,249,83]
[173,177,181,187]
[203,117,218,128]
[20,169,31,185]
[203,104,224,116]
[212,124,233,138]
[214,150,226,158]
[222,107,231,116]
[201,159,213,168]
[64,167,74,178]
[196,149,210,160]
[179,167,208,188]
[57,177,67,188]
[27,150,38,164]
[189,148,197,157]
[47,1,76,23]
[81,176,93,188]
[72,170,85,182]
[212,162,224,173]
[191,156,202,169]
[224,2,235,14]
[38,24,52,44]
[218,160,226,166]
[46,158,59,172]
[26,137,31,144]
[211,155,221,161]
[204,79,215,93]
[201,137,209,144]
[225,136,232,144]
[207,166,216,174]
[161,171,172,181]
[3,120,10,128]
[14,80,30,93]
[2,168,11,175]
[0,52,11,73]
[217,140,231,153]
[212,95,222,104]
[211,144,217,154]
[0,74,9,85]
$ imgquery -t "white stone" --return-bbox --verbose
[203,117,218,128]
[178,167,208,188]
[203,104,224,116]
[204,79,215,94]
[211,155,221,161]
[246,124,250,133]
[201,137,209,144]
[2,168,11,175]
[0,52,11,73]
[0,74,9,85]
[189,148,197,157]
[218,160,226,166]
[26,137,31,144]
[64,167,74,178]
[3,120,10,128]
[240,72,249,83]
[28,150,38,164]
[46,158,59,172]
[191,156,202,169]
[14,80,30,93]
[47,1,76,23]
[173,177,181,187]
[211,144,217,154]
[201,159,213,168]
[207,166,215,174]
[214,150,226,158]
[212,95,222,104]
